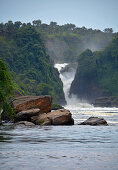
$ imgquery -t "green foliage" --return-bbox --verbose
[77,49,96,77]
[52,103,64,110]
[75,33,118,97]
[0,59,15,120]
[95,33,118,95]
[0,22,65,104]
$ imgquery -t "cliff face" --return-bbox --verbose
[70,73,104,103]
[70,34,118,103]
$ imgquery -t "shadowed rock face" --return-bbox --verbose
[93,96,118,107]
[15,109,40,122]
[79,117,108,126]
[31,113,51,125]
[10,95,52,113]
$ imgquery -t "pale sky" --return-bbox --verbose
[0,0,118,32]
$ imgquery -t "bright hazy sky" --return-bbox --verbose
[0,0,118,32]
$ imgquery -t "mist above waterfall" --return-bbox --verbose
[55,63,93,109]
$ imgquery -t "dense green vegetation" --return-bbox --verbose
[0,20,116,106]
[0,21,65,104]
[0,59,15,120]
[33,20,113,63]
[0,20,112,63]
[70,33,118,101]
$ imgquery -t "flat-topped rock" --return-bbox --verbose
[79,116,108,126]
[10,95,52,113]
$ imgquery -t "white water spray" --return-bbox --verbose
[55,63,93,109]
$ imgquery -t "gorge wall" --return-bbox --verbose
[70,34,118,103]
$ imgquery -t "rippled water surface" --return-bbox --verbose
[0,108,118,170]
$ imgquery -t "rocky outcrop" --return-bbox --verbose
[93,96,118,107]
[79,117,108,126]
[11,96,74,126]
[70,74,104,103]
[15,108,40,122]
[60,63,77,74]
[47,109,74,125]
[10,95,52,113]
[31,109,74,125]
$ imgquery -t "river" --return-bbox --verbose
[0,64,118,170]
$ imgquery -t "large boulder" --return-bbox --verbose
[47,109,74,125]
[15,108,40,122]
[10,95,52,113]
[79,116,108,126]
[31,109,74,125]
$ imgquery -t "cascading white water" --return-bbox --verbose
[55,63,93,109]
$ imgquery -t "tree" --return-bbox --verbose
[32,19,42,27]
[50,21,57,28]
[104,28,113,33]
[0,59,15,120]
[14,21,22,29]
[5,20,14,34]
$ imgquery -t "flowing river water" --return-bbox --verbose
[0,63,118,170]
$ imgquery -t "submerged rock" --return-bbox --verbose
[15,108,40,122]
[14,121,35,126]
[10,95,52,113]
[79,116,108,126]
[47,109,74,125]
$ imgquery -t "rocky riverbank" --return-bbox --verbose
[93,96,118,107]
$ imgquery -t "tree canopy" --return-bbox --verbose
[0,59,15,120]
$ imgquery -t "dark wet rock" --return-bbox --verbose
[60,63,77,74]
[10,95,52,113]
[15,108,40,122]
[93,96,118,107]
[79,117,108,126]
[47,109,74,125]
[14,121,35,126]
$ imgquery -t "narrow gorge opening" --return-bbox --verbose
[55,63,93,109]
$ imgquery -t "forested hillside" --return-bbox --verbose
[0,20,115,104]
[70,33,118,102]
[33,20,113,63]
[0,21,65,104]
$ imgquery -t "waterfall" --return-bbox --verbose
[55,63,93,109]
